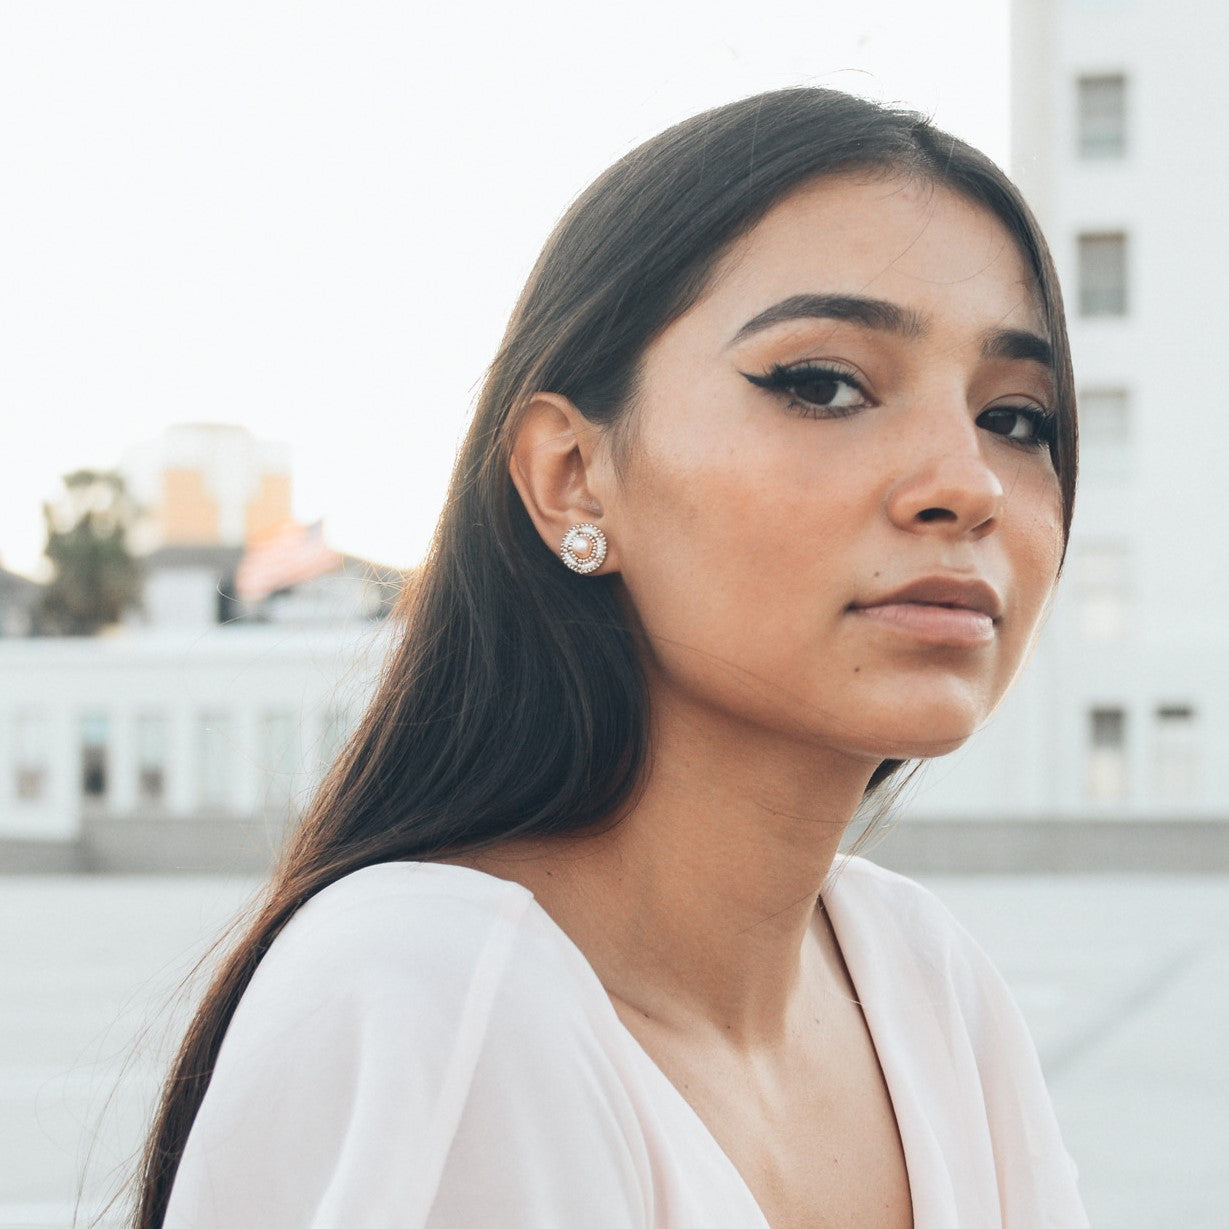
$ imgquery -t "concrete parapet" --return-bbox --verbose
[860,817,1229,875]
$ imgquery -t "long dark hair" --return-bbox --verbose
[133,87,1077,1226]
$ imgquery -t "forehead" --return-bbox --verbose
[692,172,1044,344]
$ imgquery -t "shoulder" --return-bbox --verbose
[260,860,537,987]
[827,852,967,941]
[827,866,1086,1221]
[170,862,638,1227]
[277,859,537,951]
[251,860,606,1020]
[830,854,1057,1086]
[227,859,622,1080]
[212,862,547,1104]
[826,853,1009,1003]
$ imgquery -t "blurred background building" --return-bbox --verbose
[122,422,293,555]
[0,425,404,872]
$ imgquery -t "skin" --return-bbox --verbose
[454,173,1064,1228]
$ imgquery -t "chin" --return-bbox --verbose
[830,704,986,763]
[889,729,976,761]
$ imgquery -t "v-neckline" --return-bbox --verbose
[499,857,920,1228]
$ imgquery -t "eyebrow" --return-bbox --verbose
[728,294,925,347]
[727,292,1054,370]
[980,327,1053,369]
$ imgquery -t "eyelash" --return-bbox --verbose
[742,362,872,419]
[976,404,1058,451]
[743,361,1058,451]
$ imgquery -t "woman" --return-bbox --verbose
[139,88,1087,1227]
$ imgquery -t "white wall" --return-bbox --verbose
[141,566,224,627]
[0,624,390,844]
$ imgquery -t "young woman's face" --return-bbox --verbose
[604,173,1064,762]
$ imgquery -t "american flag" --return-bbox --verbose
[234,519,343,603]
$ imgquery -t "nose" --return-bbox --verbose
[885,435,1004,539]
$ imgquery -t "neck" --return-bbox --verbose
[464,691,880,1048]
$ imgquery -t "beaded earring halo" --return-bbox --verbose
[560,523,607,575]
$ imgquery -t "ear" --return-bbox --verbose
[509,393,619,573]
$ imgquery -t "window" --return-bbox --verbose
[80,712,110,802]
[197,712,233,809]
[318,706,353,773]
[1088,706,1128,803]
[1077,75,1127,157]
[1154,705,1199,805]
[14,713,48,801]
[1078,232,1128,316]
[136,712,168,803]
[1072,541,1131,641]
[1078,387,1131,478]
[260,710,297,810]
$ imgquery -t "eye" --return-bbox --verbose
[742,362,874,418]
[977,403,1057,450]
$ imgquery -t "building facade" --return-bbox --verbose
[0,419,411,872]
[0,624,392,871]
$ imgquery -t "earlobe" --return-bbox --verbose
[508,393,618,574]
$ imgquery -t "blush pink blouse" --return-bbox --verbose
[165,856,1088,1228]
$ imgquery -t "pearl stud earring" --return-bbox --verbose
[560,523,607,575]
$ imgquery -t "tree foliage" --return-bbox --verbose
[39,469,143,635]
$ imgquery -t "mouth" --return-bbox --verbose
[848,576,1002,648]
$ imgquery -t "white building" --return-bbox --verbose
[0,543,406,872]
[0,623,392,872]
[0,421,409,872]
[877,0,1229,870]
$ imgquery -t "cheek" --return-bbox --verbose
[1005,468,1065,624]
[619,453,785,613]
[613,423,862,678]
[617,403,749,556]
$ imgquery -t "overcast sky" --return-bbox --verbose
[1,0,1010,578]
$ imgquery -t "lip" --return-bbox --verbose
[848,576,1002,648]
